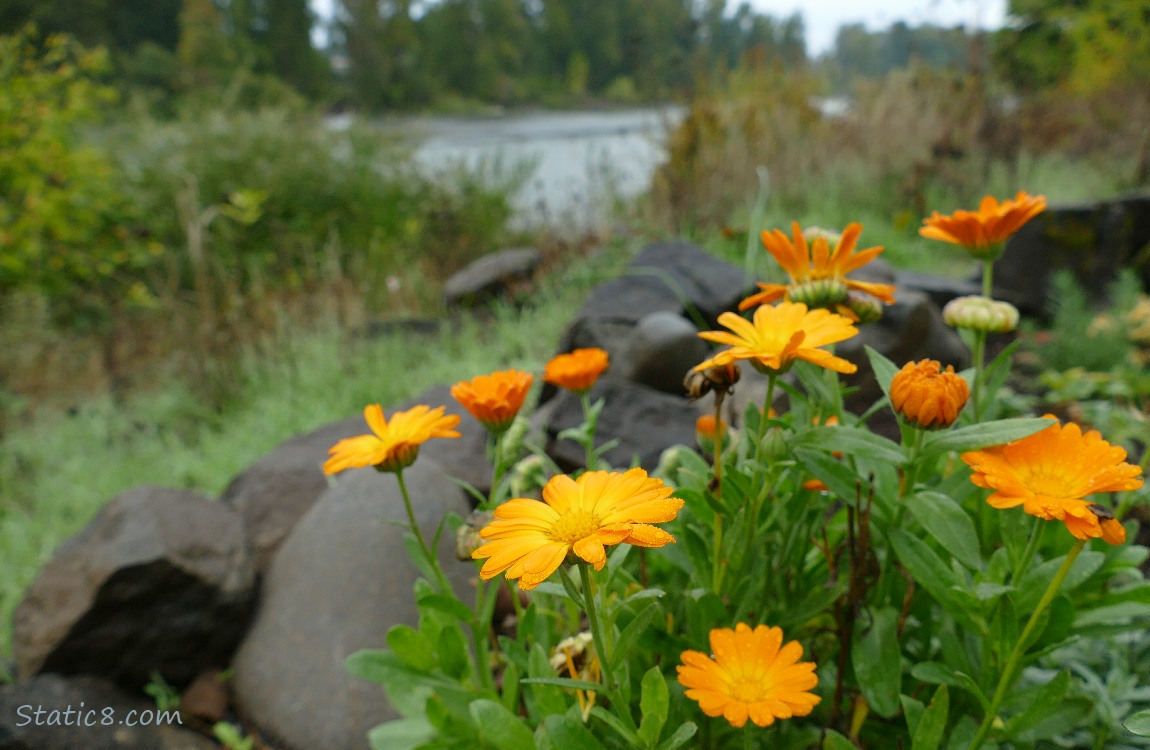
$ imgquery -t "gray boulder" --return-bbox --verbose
[0,674,216,750]
[621,311,711,395]
[443,247,541,308]
[12,487,254,691]
[231,458,474,750]
[222,384,492,574]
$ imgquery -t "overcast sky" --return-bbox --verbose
[309,0,1010,58]
[745,0,1008,55]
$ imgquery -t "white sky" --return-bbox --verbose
[745,0,1009,56]
[309,0,1010,57]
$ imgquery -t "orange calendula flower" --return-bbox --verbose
[471,468,684,590]
[544,348,610,394]
[451,369,534,433]
[323,404,461,475]
[962,416,1143,543]
[694,302,859,376]
[677,623,821,728]
[890,359,970,429]
[920,191,1046,260]
[739,222,896,312]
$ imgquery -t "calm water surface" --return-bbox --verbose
[390,107,684,228]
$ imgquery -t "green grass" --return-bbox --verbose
[0,246,629,667]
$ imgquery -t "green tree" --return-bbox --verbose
[0,27,160,387]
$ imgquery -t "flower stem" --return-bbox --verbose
[580,392,599,471]
[487,432,506,509]
[972,259,994,422]
[712,395,726,594]
[395,469,452,594]
[1012,517,1046,587]
[754,374,778,460]
[577,563,615,694]
[891,426,926,529]
[966,538,1086,750]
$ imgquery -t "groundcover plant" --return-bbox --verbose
[326,195,1150,750]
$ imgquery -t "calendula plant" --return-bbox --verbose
[329,201,1150,750]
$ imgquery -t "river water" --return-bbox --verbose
[392,107,684,229]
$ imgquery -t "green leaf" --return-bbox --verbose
[793,447,865,504]
[590,706,641,746]
[910,662,989,711]
[1123,708,1150,737]
[911,491,983,570]
[865,346,900,400]
[387,624,437,672]
[436,619,471,678]
[417,591,474,622]
[368,718,436,750]
[527,644,568,718]
[890,531,980,632]
[1017,550,1105,611]
[1004,670,1070,738]
[469,699,535,750]
[542,715,607,749]
[638,667,669,747]
[610,600,661,669]
[921,418,1055,459]
[501,661,521,713]
[521,676,604,692]
[796,425,905,464]
[823,728,858,750]
[902,694,925,737]
[656,722,697,750]
[852,607,902,718]
[912,685,949,750]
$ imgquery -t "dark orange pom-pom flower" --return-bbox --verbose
[451,369,534,432]
[544,348,610,393]
[677,623,821,728]
[890,359,970,429]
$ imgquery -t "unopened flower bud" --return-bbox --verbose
[696,415,731,455]
[846,291,884,324]
[758,427,788,463]
[890,359,970,429]
[942,295,1019,333]
[787,278,849,309]
[508,454,546,497]
[455,510,494,560]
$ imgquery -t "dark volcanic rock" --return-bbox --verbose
[545,377,698,471]
[994,195,1150,317]
[12,487,255,691]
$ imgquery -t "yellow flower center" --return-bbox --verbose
[549,510,601,544]
[1015,465,1074,499]
[729,677,769,704]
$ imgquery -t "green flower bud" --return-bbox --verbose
[942,295,1019,333]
